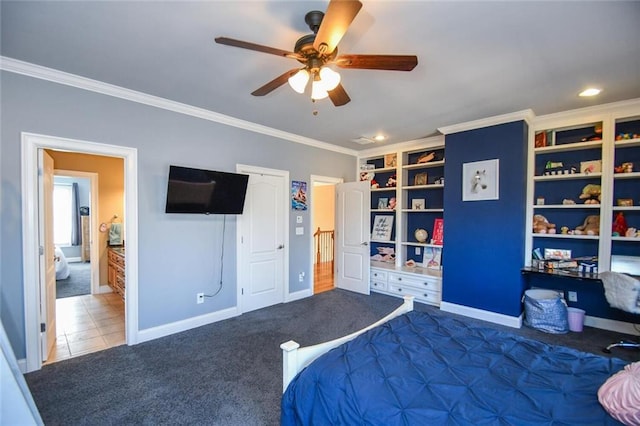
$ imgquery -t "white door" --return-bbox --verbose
[39,150,56,361]
[335,181,370,294]
[239,170,287,313]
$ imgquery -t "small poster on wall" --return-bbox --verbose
[371,215,394,241]
[291,180,307,210]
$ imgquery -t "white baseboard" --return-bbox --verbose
[137,306,240,344]
[17,358,28,374]
[97,285,113,294]
[585,315,640,336]
[66,257,82,263]
[440,301,523,329]
[286,288,312,303]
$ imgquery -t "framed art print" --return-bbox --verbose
[462,159,499,201]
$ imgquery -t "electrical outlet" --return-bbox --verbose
[568,291,577,302]
[197,292,204,304]
[415,247,421,255]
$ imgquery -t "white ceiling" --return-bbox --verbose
[2,1,639,151]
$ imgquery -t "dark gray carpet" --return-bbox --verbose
[25,290,639,425]
[56,262,91,299]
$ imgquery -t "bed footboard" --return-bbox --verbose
[280,295,414,392]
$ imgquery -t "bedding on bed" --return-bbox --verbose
[282,310,627,425]
[55,246,70,280]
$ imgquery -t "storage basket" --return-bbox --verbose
[524,289,569,334]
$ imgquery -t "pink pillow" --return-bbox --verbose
[598,361,640,425]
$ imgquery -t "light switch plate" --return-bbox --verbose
[296,215,303,223]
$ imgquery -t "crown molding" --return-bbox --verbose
[357,134,444,158]
[532,98,640,130]
[438,109,535,135]
[0,56,358,157]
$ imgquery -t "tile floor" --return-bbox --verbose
[45,292,125,364]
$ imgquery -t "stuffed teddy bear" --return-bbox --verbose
[533,214,556,234]
[579,184,601,204]
[574,215,600,235]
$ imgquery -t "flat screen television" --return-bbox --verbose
[165,165,249,214]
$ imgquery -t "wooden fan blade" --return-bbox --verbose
[335,54,418,71]
[313,0,362,55]
[328,83,351,106]
[215,37,302,60]
[251,69,300,96]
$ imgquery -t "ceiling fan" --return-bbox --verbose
[215,0,418,107]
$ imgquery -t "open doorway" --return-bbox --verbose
[53,171,98,300]
[22,133,139,373]
[45,156,125,364]
[310,175,343,295]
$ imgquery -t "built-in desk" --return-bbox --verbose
[521,267,640,325]
[521,267,601,283]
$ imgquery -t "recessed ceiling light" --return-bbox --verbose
[373,134,386,141]
[579,88,601,97]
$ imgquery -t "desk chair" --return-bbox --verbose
[600,271,640,353]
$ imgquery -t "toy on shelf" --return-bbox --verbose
[612,212,628,236]
[626,228,639,238]
[579,123,603,142]
[616,133,640,141]
[533,214,556,234]
[574,215,600,236]
[579,184,601,204]
[385,174,397,187]
[614,162,633,173]
[370,179,379,189]
[371,246,395,263]
[388,197,397,210]
[562,199,576,205]
[417,152,435,164]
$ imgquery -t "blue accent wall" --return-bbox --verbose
[443,121,528,317]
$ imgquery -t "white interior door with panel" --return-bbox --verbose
[335,181,370,295]
[237,166,288,313]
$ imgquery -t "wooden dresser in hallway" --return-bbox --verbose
[107,247,125,299]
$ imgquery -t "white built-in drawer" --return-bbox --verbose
[388,272,440,292]
[371,269,388,282]
[370,281,388,291]
[388,283,441,306]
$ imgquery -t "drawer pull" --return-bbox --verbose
[398,277,402,281]
[398,288,402,292]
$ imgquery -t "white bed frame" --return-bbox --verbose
[280,295,414,392]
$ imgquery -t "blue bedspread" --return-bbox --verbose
[282,311,627,425]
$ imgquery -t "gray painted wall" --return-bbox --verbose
[1,71,356,358]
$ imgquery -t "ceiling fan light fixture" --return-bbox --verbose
[288,69,310,94]
[311,78,329,100]
[319,67,341,91]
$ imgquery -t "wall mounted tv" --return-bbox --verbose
[165,165,249,214]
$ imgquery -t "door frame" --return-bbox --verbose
[309,175,343,295]
[53,169,101,294]
[21,132,139,373]
[235,164,289,312]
